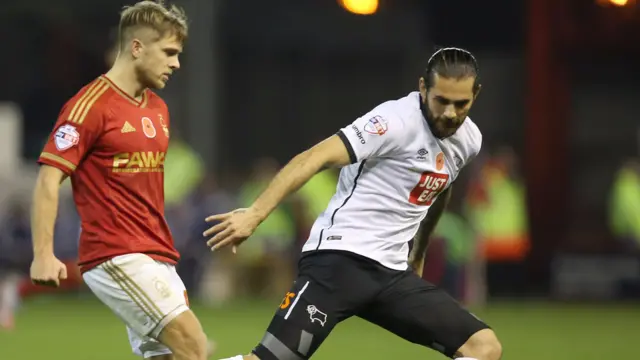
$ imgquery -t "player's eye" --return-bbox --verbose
[453,100,470,108]
[435,97,451,106]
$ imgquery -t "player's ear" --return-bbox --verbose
[418,77,427,98]
[131,39,144,59]
[473,83,482,100]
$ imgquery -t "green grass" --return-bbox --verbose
[0,295,637,359]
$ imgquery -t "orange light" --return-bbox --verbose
[596,0,633,6]
[338,0,379,15]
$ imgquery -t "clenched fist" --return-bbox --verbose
[30,255,68,287]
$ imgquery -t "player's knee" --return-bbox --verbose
[219,355,259,360]
[159,310,208,360]
[148,355,173,360]
[457,329,502,360]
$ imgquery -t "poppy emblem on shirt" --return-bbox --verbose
[141,117,157,138]
[54,124,80,151]
[435,152,445,171]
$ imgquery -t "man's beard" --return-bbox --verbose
[422,106,465,139]
[419,94,466,139]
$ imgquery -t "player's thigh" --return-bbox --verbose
[82,254,190,355]
[131,263,198,358]
[252,274,347,360]
[156,265,207,350]
[359,271,490,358]
[127,310,206,359]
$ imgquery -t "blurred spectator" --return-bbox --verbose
[296,168,339,235]
[609,159,640,252]
[231,158,298,300]
[430,211,476,300]
[0,198,31,330]
[182,173,238,302]
[164,132,206,209]
[465,146,529,297]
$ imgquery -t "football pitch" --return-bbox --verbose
[0,295,636,360]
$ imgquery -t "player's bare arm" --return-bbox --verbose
[30,165,69,287]
[204,134,352,251]
[408,185,452,277]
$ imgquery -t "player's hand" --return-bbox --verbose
[408,255,425,278]
[30,255,68,287]
[204,208,262,253]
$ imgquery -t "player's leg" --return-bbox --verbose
[222,251,377,360]
[220,275,339,360]
[82,253,209,359]
[453,328,502,360]
[129,325,216,360]
[156,309,208,359]
[132,262,216,360]
[358,270,502,360]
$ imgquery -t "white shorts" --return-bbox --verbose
[83,253,190,358]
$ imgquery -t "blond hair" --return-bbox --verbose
[118,0,188,49]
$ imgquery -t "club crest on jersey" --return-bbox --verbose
[364,116,388,135]
[408,172,449,206]
[54,124,80,151]
[158,113,169,137]
[141,117,157,138]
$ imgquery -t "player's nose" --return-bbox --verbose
[170,59,180,70]
[443,105,456,118]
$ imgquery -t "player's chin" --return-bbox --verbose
[148,78,167,90]
[158,77,169,87]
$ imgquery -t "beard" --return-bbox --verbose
[422,103,467,139]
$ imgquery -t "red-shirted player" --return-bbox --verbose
[29,2,212,359]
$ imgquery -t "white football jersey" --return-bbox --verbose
[301,91,482,270]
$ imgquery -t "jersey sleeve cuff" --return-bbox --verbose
[38,152,76,175]
[337,130,357,164]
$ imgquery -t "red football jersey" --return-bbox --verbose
[38,75,179,273]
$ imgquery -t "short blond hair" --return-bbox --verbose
[118,0,188,49]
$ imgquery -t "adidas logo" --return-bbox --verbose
[121,121,136,133]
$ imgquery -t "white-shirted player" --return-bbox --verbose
[206,48,502,360]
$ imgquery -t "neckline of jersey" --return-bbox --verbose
[100,75,148,108]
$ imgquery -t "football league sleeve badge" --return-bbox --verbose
[54,124,80,151]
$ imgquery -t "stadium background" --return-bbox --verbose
[0,0,639,359]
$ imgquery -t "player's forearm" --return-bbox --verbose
[31,177,62,257]
[251,150,324,222]
[411,187,452,260]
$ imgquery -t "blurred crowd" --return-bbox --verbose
[2,132,640,329]
[0,137,640,294]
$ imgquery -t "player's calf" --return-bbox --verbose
[158,310,209,360]
[455,329,502,360]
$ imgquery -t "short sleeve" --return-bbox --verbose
[337,111,407,164]
[464,119,483,165]
[38,94,106,175]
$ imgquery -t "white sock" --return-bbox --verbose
[218,356,244,360]
[455,358,478,360]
